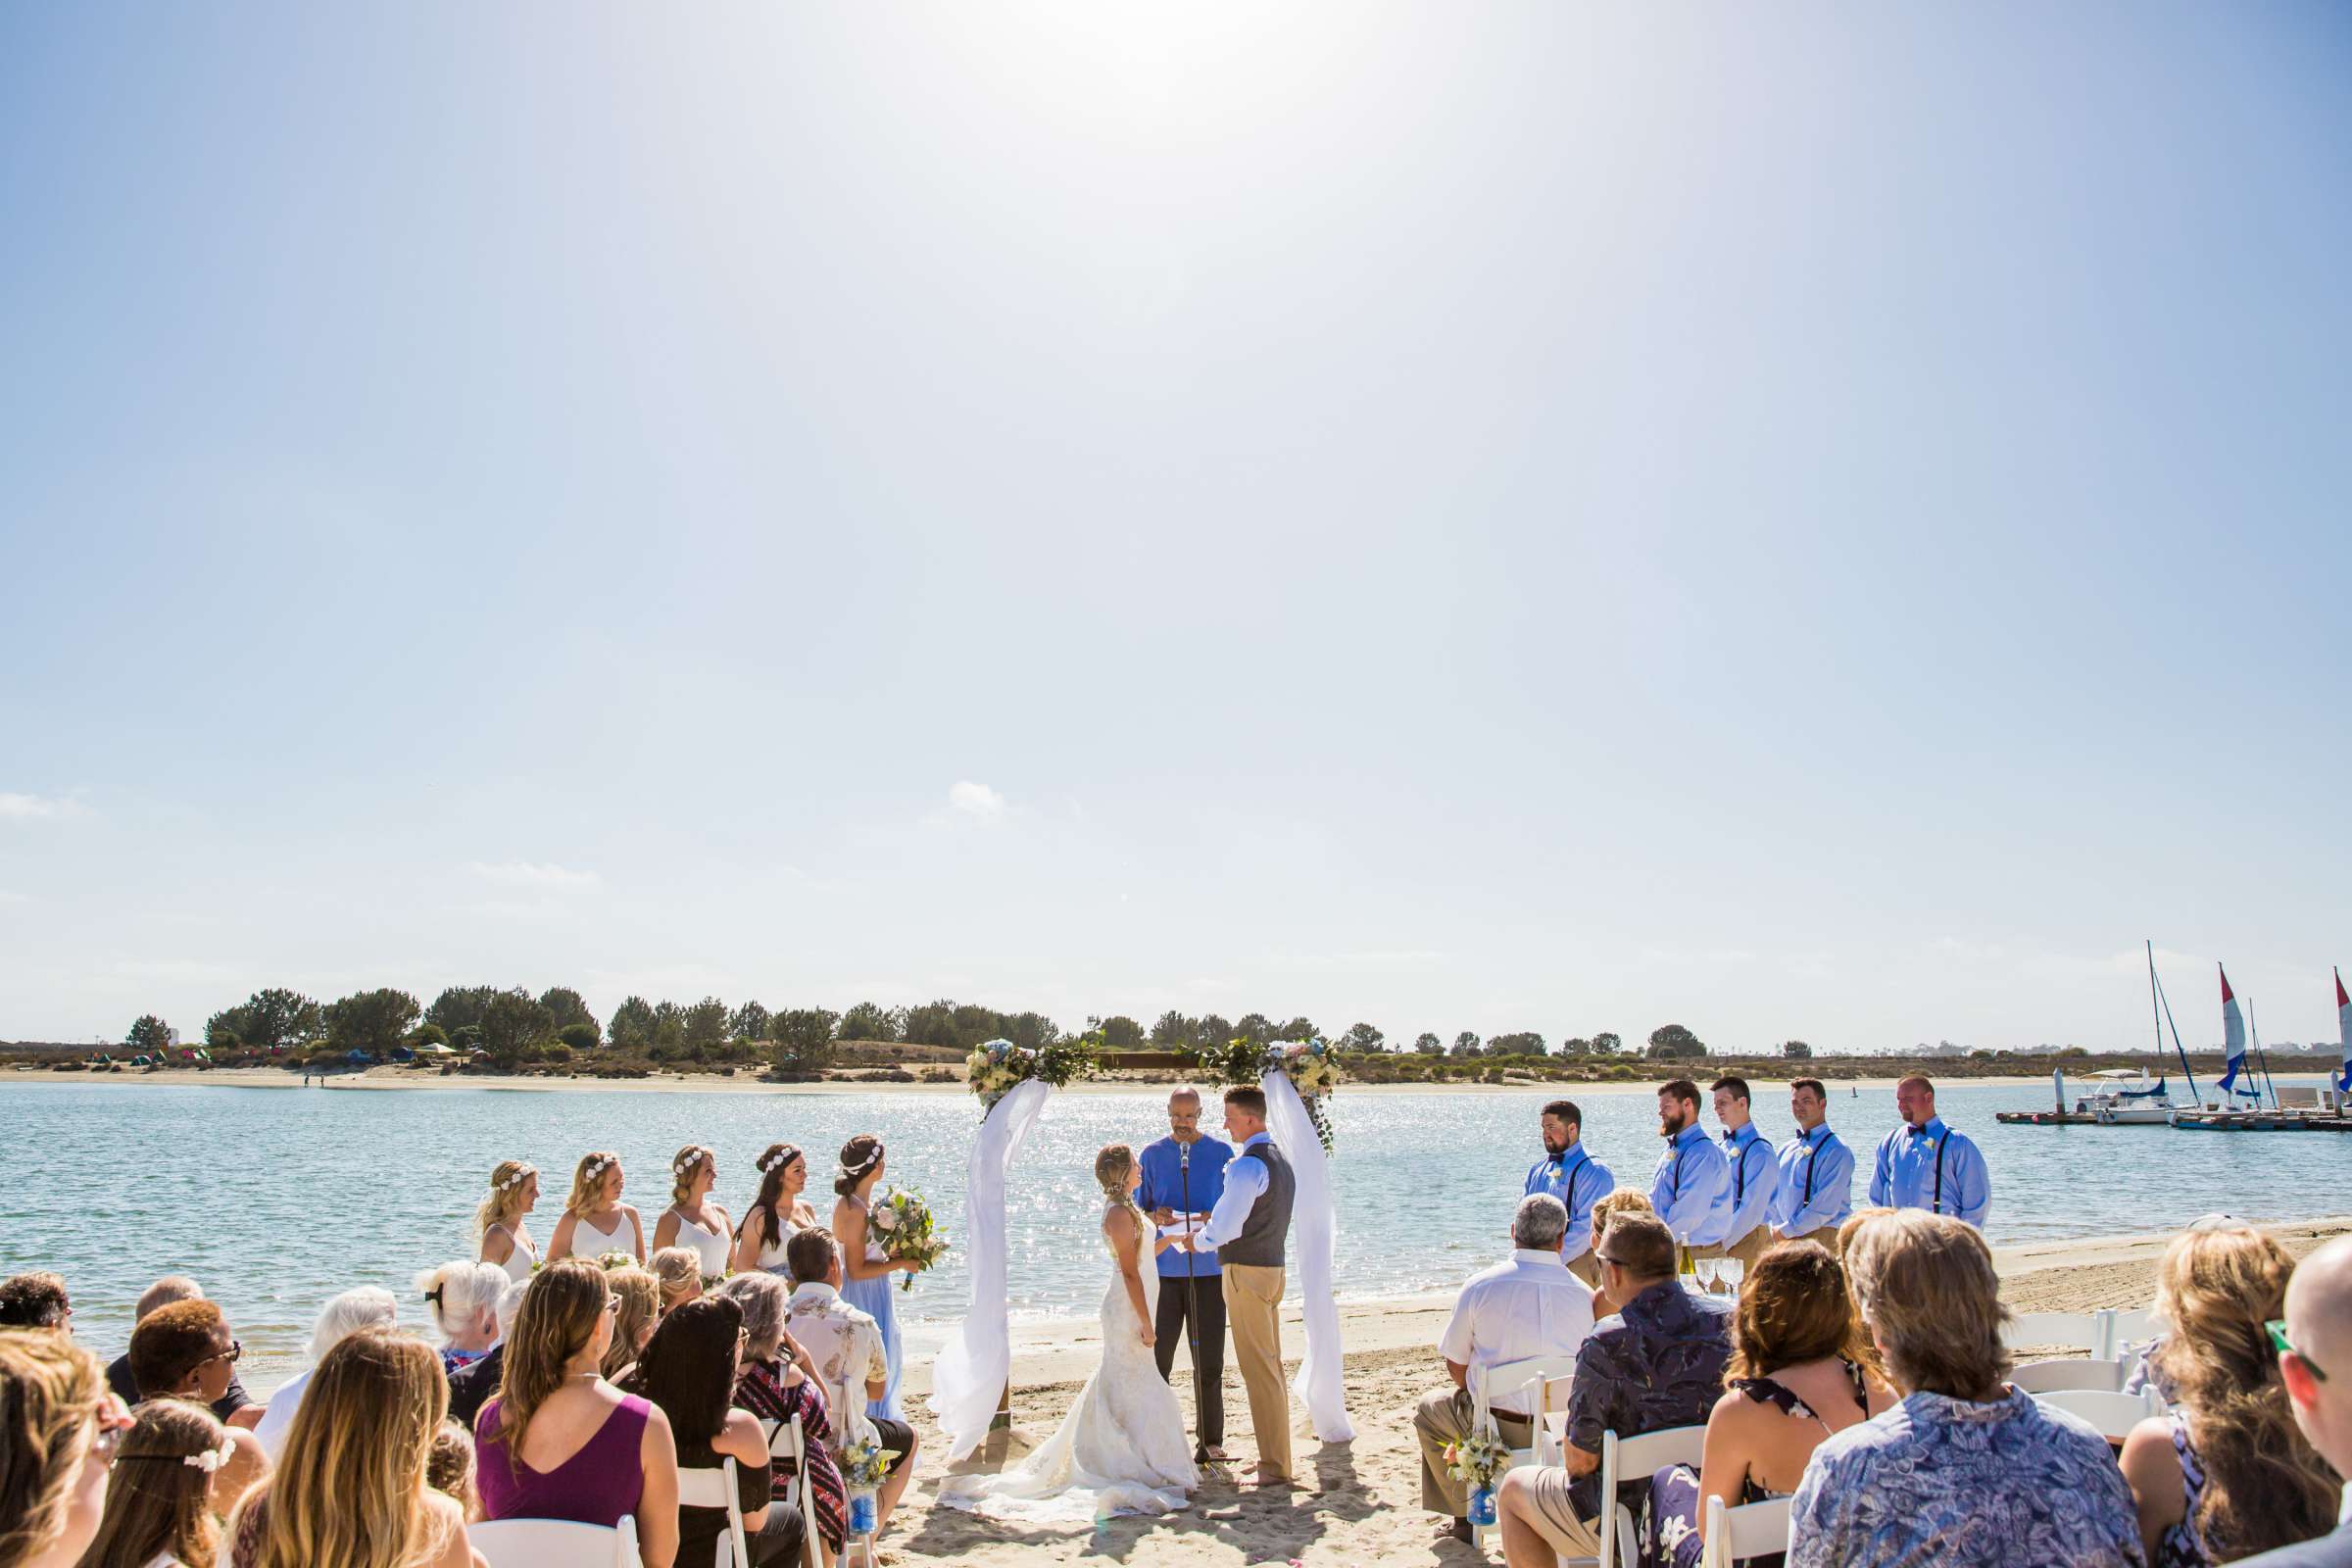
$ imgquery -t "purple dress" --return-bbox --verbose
[475,1393,651,1528]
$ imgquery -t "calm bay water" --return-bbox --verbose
[5,1077,2345,1390]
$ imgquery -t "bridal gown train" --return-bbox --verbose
[938,1204,1200,1524]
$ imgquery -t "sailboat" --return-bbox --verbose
[2335,967,2351,1100]
[2207,965,2266,1107]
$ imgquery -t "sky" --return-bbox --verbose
[3,3,2348,1054]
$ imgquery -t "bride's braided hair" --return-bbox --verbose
[1094,1143,1148,1254]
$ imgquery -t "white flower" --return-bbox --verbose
[183,1438,234,1473]
[871,1207,900,1234]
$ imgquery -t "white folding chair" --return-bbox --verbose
[1703,1493,1793,1568]
[1591,1425,1707,1568]
[2009,1356,2126,1395]
[2003,1309,2115,1357]
[759,1413,823,1568]
[2034,1387,2162,1444]
[1472,1355,1581,1550]
[676,1455,751,1568]
[470,1516,642,1568]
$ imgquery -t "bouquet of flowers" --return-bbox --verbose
[1187,1036,1345,1152]
[837,1437,895,1492]
[869,1184,948,1292]
[961,1033,1102,1112]
[594,1250,636,1272]
[1441,1428,1511,1491]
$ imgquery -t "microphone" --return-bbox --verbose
[1180,1143,1190,1171]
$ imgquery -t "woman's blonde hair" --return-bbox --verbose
[79,1397,226,1568]
[565,1152,619,1219]
[1094,1143,1148,1256]
[600,1268,660,1382]
[669,1146,714,1207]
[2149,1226,2338,1556]
[0,1328,109,1568]
[497,1262,612,1454]
[1589,1188,1653,1251]
[1845,1211,2008,1399]
[474,1160,535,1239]
[235,1330,454,1568]
[649,1249,703,1310]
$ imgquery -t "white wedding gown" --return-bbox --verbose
[937,1202,1199,1524]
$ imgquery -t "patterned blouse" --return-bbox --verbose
[735,1357,848,1556]
[2156,1418,2212,1568]
[1787,1387,2147,1568]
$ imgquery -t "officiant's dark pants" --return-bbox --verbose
[1153,1266,1226,1453]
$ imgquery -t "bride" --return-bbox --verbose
[938,1143,1200,1523]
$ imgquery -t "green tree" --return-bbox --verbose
[684,997,730,1052]
[839,1003,903,1042]
[901,1001,960,1048]
[609,996,656,1051]
[204,1006,249,1050]
[1592,1031,1623,1055]
[1150,1011,1195,1048]
[1342,1021,1386,1053]
[1234,1013,1275,1046]
[651,1001,687,1054]
[557,1022,600,1052]
[538,988,599,1042]
[1197,1014,1233,1049]
[1451,1031,1483,1056]
[728,1002,773,1044]
[1277,1016,1318,1043]
[1001,1011,1061,1051]
[1646,1023,1707,1059]
[1559,1037,1592,1056]
[410,1022,450,1050]
[126,1014,172,1055]
[425,986,499,1039]
[228,989,326,1054]
[1490,1031,1547,1056]
[1096,1015,1146,1051]
[1413,1032,1444,1055]
[325,989,422,1055]
[1782,1039,1813,1059]
[772,1007,841,1075]
[480,989,556,1062]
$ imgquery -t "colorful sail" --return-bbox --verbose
[2215,964,2259,1099]
[2335,967,2350,1095]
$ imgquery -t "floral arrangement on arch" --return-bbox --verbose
[961,1034,1102,1111]
[1189,1037,1344,1152]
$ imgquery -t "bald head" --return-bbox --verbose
[1166,1086,1204,1142]
[2282,1236,2352,1479]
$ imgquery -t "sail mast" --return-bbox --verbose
[2249,996,2280,1109]
[2335,967,2351,1098]
[2155,965,2199,1101]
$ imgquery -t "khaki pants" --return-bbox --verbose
[1222,1262,1292,1480]
[1414,1386,1533,1516]
[1565,1250,1600,1289]
[1504,1466,1607,1557]
[1724,1226,1772,1269]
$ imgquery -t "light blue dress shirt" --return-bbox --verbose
[1869,1116,1991,1229]
[1768,1124,1853,1238]
[1648,1122,1733,1247]
[1523,1144,1616,1260]
[1718,1121,1778,1248]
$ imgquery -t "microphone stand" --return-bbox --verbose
[1179,1140,1203,1456]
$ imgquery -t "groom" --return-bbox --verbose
[1191,1083,1296,1486]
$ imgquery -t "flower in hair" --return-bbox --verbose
[758,1147,798,1174]
[672,1150,708,1178]
[582,1155,613,1180]
[184,1437,235,1474]
[499,1166,535,1191]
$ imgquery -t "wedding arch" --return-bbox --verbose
[929,1044,1355,1462]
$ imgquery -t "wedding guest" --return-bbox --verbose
[719,1271,847,1567]
[123,1303,269,1517]
[446,1279,531,1432]
[1786,1211,2139,1568]
[105,1280,252,1423]
[1416,1194,1595,1545]
[0,1327,129,1568]
[77,1397,234,1568]
[1644,1242,1893,1568]
[227,1331,480,1568]
[546,1151,646,1264]
[250,1288,397,1462]
[1525,1100,1616,1287]
[426,1421,479,1522]
[733,1145,816,1279]
[1588,1191,1656,1318]
[624,1296,799,1567]
[475,1161,540,1283]
[785,1227,919,1538]
[602,1267,662,1382]
[1710,1077,1779,1271]
[650,1249,705,1314]
[1649,1079,1733,1258]
[415,1261,507,1374]
[829,1135,921,1422]
[652,1145,734,1278]
[1768,1079,1853,1249]
[2240,1235,2352,1566]
[474,1261,679,1567]
[2118,1225,2335,1565]
[1140,1085,1235,1462]
[0,1273,72,1331]
[1494,1213,1732,1567]
[1868,1075,1991,1228]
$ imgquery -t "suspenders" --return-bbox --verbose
[1800,1130,1832,1206]
[1884,1127,1951,1213]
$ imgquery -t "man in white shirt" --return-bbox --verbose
[1414,1193,1596,1544]
[784,1227,919,1535]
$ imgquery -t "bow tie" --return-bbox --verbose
[1909,1127,1935,1138]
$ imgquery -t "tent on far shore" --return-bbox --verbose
[415,1041,456,1056]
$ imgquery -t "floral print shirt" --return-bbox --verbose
[785,1282,887,1449]
[1563,1282,1734,1519]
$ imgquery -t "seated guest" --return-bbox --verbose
[0,1327,129,1568]
[1786,1211,2141,1568]
[1587,1191,1656,1318]
[1416,1194,1596,1545]
[785,1227,919,1539]
[106,1279,252,1423]
[414,1260,508,1374]
[602,1265,662,1382]
[2238,1235,2352,1567]
[0,1272,73,1330]
[446,1279,531,1432]
[650,1247,706,1314]
[719,1271,848,1567]
[76,1396,234,1568]
[427,1420,480,1522]
[474,1259,680,1567]
[626,1296,801,1567]
[226,1330,479,1568]
[250,1288,398,1462]
[1495,1213,1732,1567]
[2120,1225,2337,1565]
[1645,1242,1894,1567]
[124,1301,269,1517]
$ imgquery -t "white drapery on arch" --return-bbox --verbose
[1263,1068,1354,1442]
[929,1077,1053,1461]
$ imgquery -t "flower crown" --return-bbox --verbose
[498,1165,535,1192]
[120,1436,236,1474]
[672,1149,710,1178]
[837,1146,883,1183]
[582,1155,613,1181]
[758,1146,800,1175]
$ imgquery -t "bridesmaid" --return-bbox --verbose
[731,1144,816,1278]
[476,1160,540,1282]
[650,1145,732,1277]
[545,1151,646,1264]
[831,1133,922,1421]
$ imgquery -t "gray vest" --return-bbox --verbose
[1220,1139,1295,1268]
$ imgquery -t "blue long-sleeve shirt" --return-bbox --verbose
[1649,1122,1733,1247]
[1719,1122,1777,1247]
[1138,1134,1233,1278]
[1524,1144,1615,1261]
[1868,1116,1990,1229]
[1768,1124,1853,1239]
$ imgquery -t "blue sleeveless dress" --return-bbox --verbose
[839,1195,906,1422]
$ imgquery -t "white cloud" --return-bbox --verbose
[948,780,1007,818]
[0,793,86,820]
[465,860,602,891]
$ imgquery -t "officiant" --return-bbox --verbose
[1140,1084,1234,1463]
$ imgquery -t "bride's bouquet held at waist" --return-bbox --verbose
[870,1185,948,1291]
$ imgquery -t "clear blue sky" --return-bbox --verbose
[4,3,2347,1053]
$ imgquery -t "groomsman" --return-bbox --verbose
[1649,1078,1733,1255]
[1870,1074,1991,1228]
[1769,1077,1853,1248]
[1710,1076,1778,1268]
[1524,1099,1615,1287]
[1140,1086,1234,1463]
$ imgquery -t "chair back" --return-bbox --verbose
[1480,1354,1581,1423]
[676,1453,750,1568]
[1702,1493,1793,1568]
[757,1412,821,1568]
[2003,1309,2115,1357]
[1597,1425,1706,1568]
[470,1516,642,1568]
[2009,1356,2124,1395]
[2034,1387,2161,1444]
